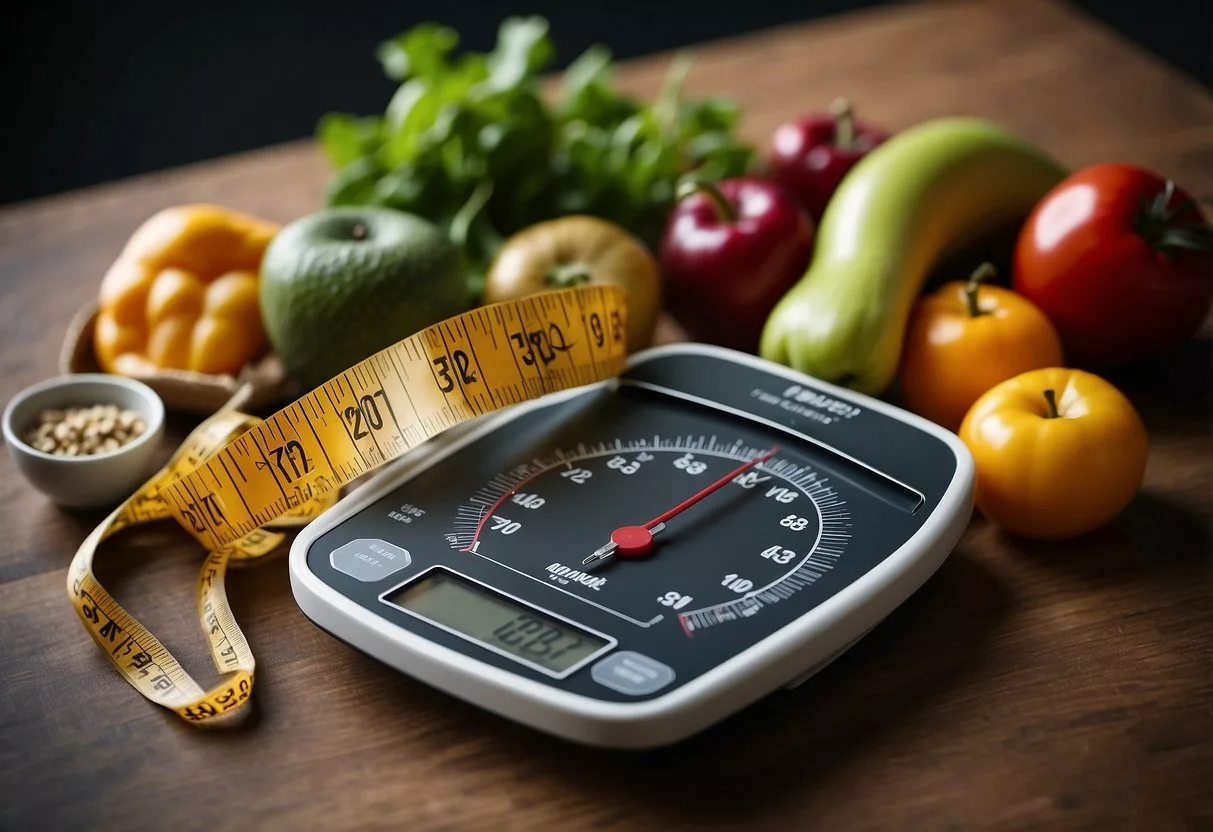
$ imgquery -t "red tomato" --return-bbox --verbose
[1012,163,1213,366]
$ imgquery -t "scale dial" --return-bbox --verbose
[451,439,850,635]
[294,345,972,747]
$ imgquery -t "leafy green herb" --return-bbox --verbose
[317,16,754,297]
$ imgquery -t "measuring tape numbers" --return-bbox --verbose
[67,285,629,723]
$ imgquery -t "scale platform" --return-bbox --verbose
[290,344,974,748]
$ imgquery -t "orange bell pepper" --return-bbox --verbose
[898,263,1063,431]
[959,367,1148,540]
[94,204,279,377]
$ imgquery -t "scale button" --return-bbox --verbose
[591,651,675,696]
[330,539,411,582]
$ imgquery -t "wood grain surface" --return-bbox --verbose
[2,0,1211,828]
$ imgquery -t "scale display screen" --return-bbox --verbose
[384,569,610,675]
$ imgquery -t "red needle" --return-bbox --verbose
[583,447,777,565]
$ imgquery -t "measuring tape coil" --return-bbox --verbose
[67,285,629,722]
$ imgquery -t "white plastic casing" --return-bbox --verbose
[289,344,974,749]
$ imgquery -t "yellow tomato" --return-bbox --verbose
[95,204,279,376]
[899,264,1063,431]
[959,367,1148,540]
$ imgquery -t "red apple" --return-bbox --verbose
[768,98,888,223]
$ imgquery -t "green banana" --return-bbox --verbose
[759,116,1066,395]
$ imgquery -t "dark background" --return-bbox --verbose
[1,0,1209,206]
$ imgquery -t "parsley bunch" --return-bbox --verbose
[317,16,754,296]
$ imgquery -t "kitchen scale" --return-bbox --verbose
[289,343,974,748]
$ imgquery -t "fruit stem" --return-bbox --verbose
[965,263,996,318]
[1043,388,1059,419]
[677,178,738,223]
[831,97,855,151]
[546,262,593,288]
[351,223,368,241]
[1133,179,1213,257]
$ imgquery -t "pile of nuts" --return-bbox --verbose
[23,405,147,457]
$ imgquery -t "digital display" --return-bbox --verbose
[384,570,609,675]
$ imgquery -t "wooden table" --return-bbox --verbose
[2,0,1210,827]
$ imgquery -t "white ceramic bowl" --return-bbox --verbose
[3,374,165,509]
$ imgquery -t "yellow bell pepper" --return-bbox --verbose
[94,204,279,376]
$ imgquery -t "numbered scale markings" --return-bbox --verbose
[449,436,852,634]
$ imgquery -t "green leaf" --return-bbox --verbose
[624,140,670,202]
[564,124,611,176]
[439,115,486,185]
[455,209,507,302]
[653,51,693,135]
[447,52,492,103]
[381,83,438,168]
[685,130,755,177]
[324,156,384,206]
[316,113,384,168]
[384,79,430,133]
[557,45,639,127]
[449,180,495,250]
[483,16,554,92]
[382,77,481,168]
[679,98,740,135]
[560,46,612,108]
[376,23,459,81]
[370,159,449,215]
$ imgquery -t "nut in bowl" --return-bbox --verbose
[3,374,165,509]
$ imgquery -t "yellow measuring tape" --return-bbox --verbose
[68,285,629,722]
